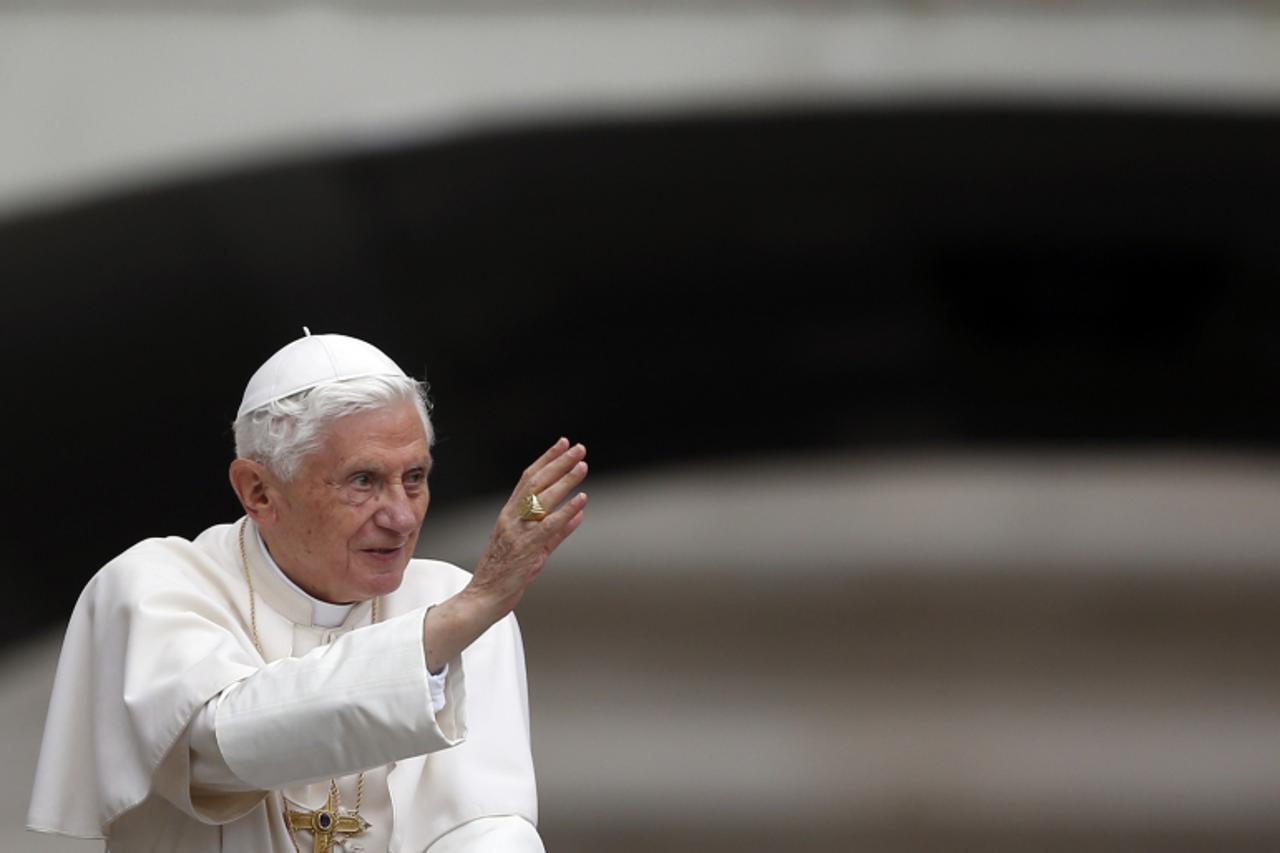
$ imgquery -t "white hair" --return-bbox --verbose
[233,375,434,481]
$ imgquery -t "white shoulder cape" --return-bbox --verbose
[28,519,539,851]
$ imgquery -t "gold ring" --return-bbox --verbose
[518,493,548,521]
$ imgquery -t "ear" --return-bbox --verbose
[229,458,281,527]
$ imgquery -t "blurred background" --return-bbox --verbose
[3,2,1280,851]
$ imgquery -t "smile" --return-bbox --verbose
[360,545,405,561]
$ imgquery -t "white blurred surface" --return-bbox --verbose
[2,6,1279,220]
[424,450,1280,577]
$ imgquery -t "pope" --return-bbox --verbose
[28,332,588,852]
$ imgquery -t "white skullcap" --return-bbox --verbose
[237,329,408,418]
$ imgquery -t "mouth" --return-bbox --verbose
[360,545,406,562]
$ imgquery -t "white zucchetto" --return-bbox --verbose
[237,330,408,418]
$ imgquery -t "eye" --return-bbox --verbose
[349,473,375,491]
[403,468,427,491]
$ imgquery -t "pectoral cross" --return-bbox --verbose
[284,788,370,853]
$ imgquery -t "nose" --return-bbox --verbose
[373,485,422,535]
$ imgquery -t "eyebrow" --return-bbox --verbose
[341,457,432,477]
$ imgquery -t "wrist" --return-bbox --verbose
[423,587,503,674]
[457,579,515,625]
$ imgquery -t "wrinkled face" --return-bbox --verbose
[261,400,431,603]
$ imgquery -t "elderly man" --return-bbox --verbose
[29,332,587,852]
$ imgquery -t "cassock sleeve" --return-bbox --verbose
[185,659,453,799]
[211,606,466,791]
[148,608,463,823]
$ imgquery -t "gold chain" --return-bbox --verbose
[238,519,376,852]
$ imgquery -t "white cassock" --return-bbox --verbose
[28,518,544,852]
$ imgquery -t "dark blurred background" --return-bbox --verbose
[6,104,1279,640]
[3,4,1279,852]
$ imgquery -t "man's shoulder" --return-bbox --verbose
[85,521,242,603]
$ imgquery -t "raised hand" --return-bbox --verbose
[423,438,588,673]
[470,438,589,616]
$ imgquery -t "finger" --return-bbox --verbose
[520,437,570,483]
[550,507,586,548]
[506,438,570,509]
[532,489,586,535]
[541,507,586,557]
[524,442,586,498]
[509,438,574,505]
[532,459,588,511]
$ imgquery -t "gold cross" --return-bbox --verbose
[283,787,370,853]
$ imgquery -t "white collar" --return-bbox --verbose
[255,529,355,629]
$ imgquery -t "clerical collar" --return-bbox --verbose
[255,529,354,628]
